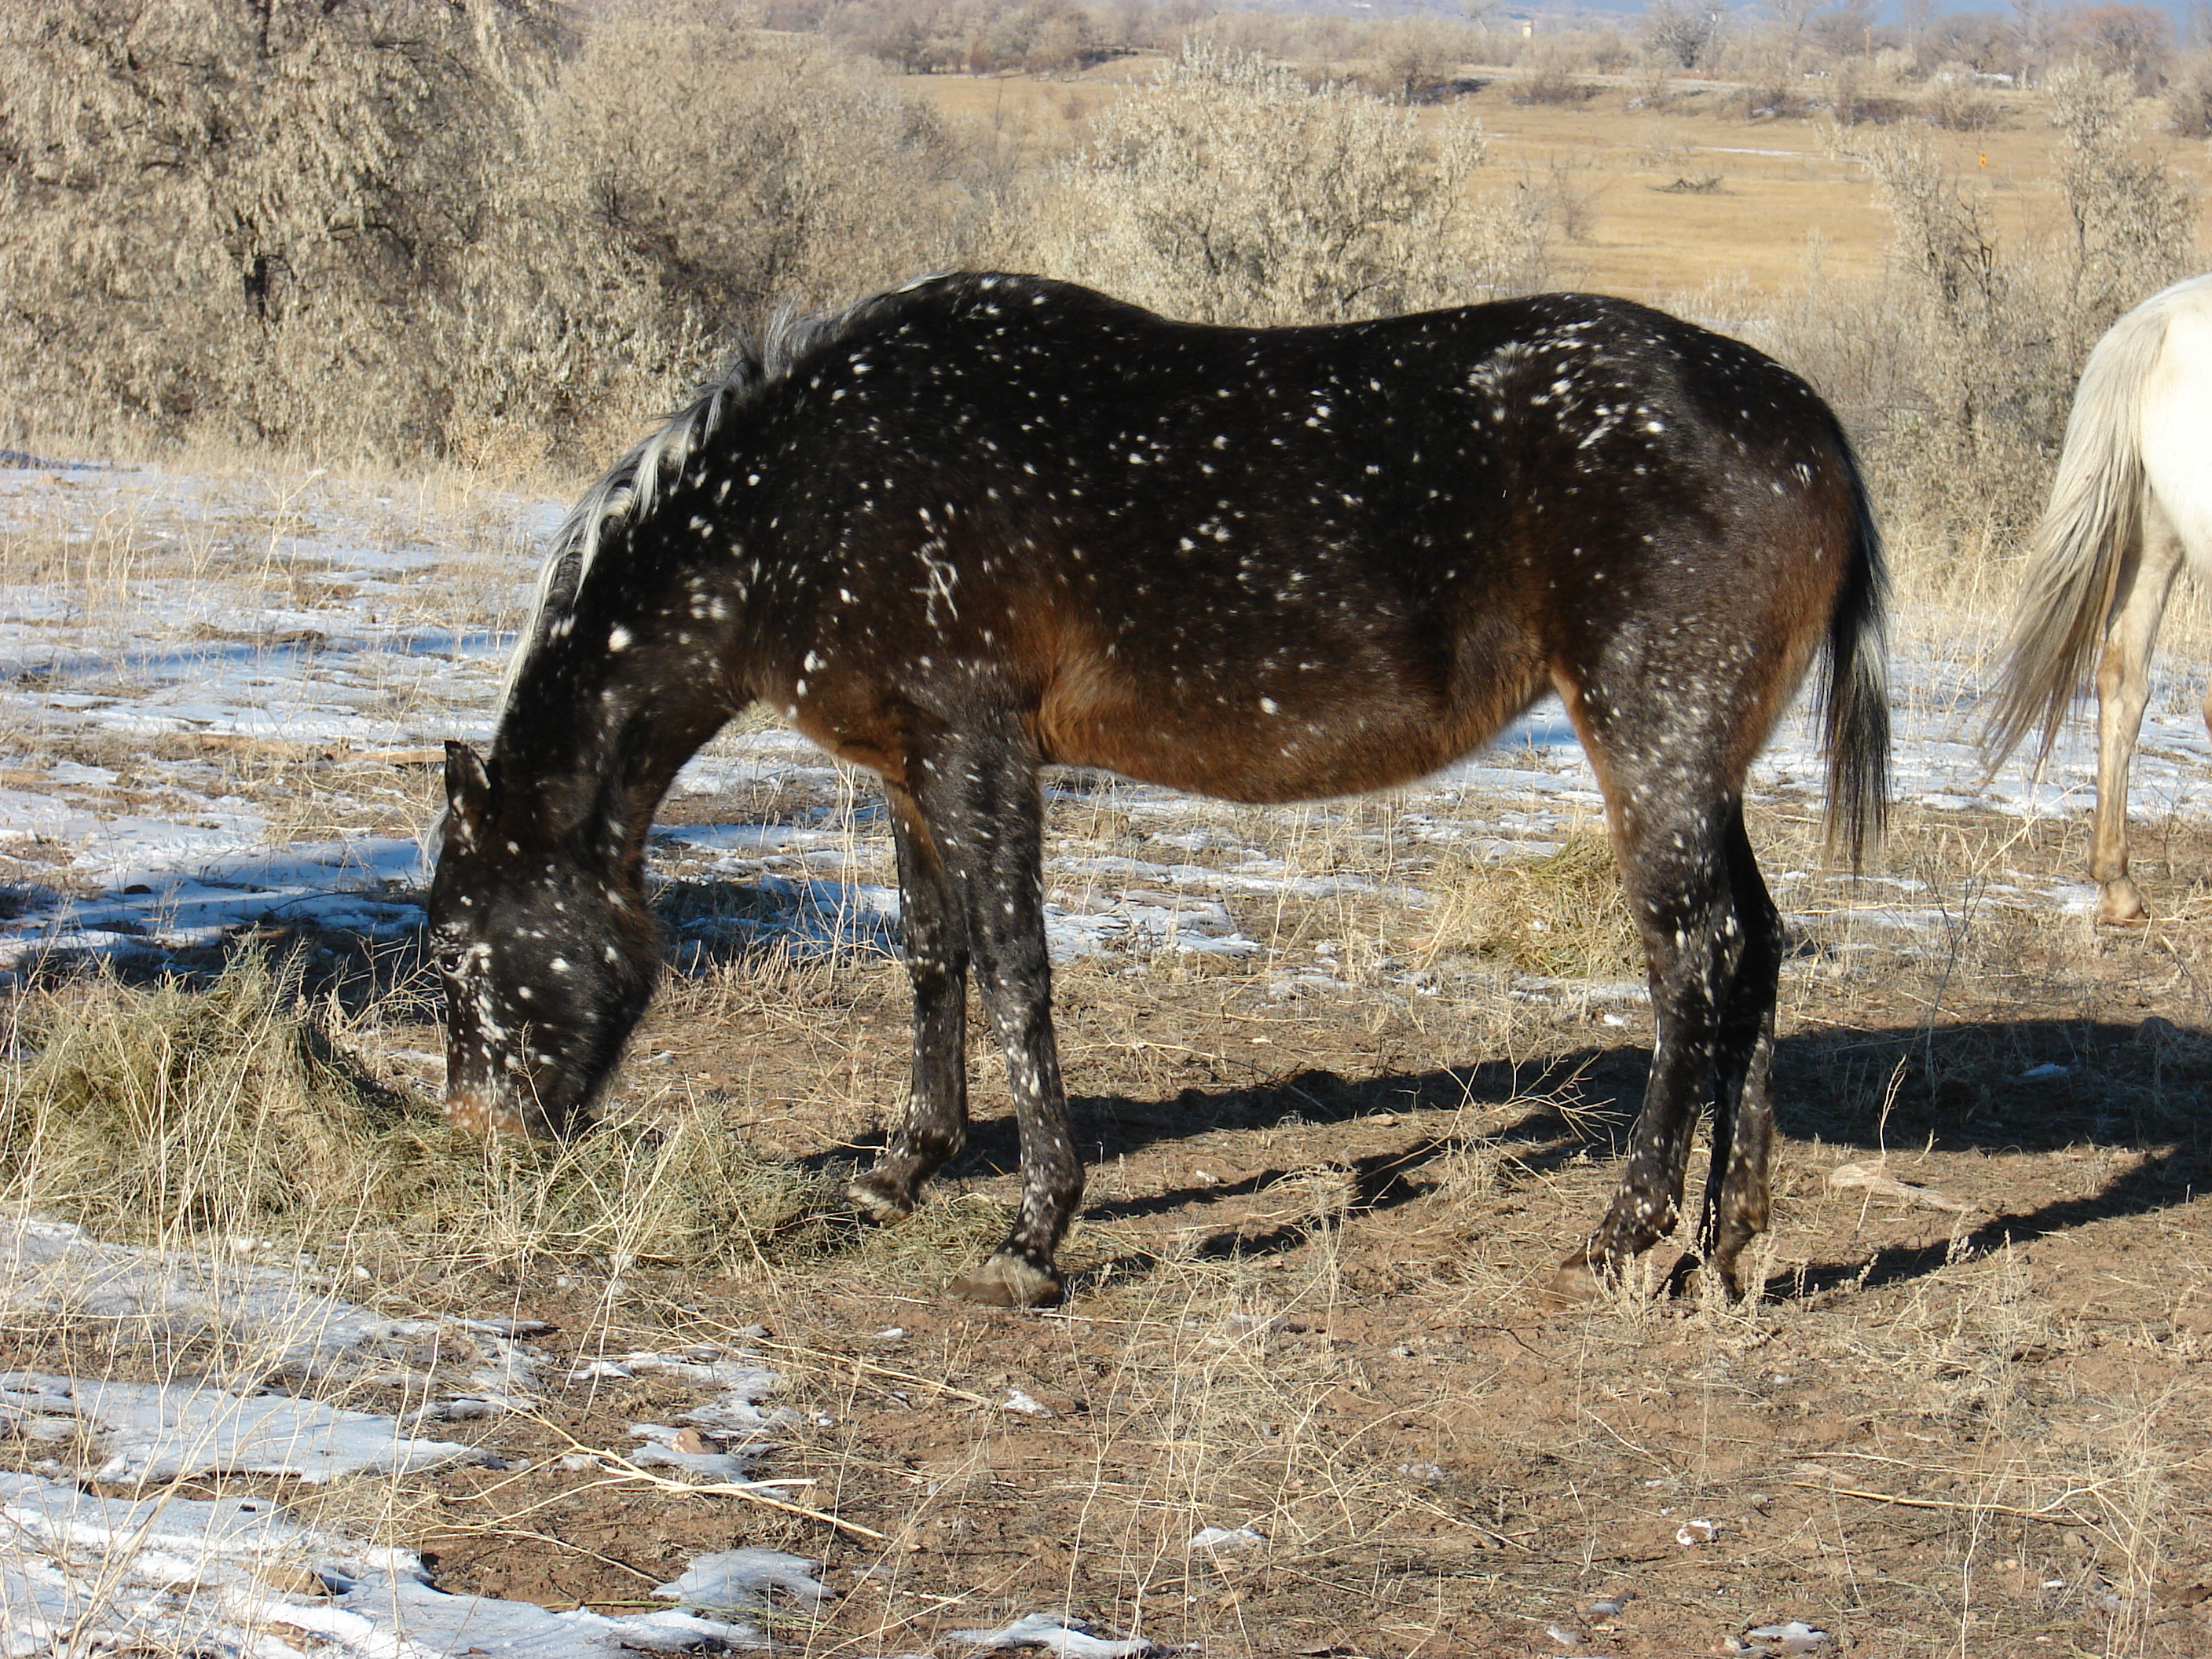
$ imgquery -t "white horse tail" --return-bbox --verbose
[1984,291,2176,766]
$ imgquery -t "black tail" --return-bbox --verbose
[1819,450,1890,870]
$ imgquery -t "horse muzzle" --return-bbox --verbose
[441,1083,544,1141]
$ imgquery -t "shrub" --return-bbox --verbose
[1005,46,1549,328]
[2169,53,2212,137]
[1793,70,2196,574]
[1920,62,2001,130]
[0,0,567,458]
[0,1,972,467]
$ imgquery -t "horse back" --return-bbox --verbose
[717,276,1863,801]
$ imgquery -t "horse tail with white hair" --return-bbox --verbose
[1983,286,2175,766]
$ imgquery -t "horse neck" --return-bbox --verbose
[492,606,744,879]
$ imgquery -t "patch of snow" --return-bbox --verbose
[943,1610,1161,1657]
[626,1422,766,1481]
[651,1547,829,1613]
[2,1463,784,1656]
[1188,1525,1265,1551]
[2,1372,480,1485]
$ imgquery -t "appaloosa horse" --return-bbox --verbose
[1986,273,2212,926]
[431,273,1888,1308]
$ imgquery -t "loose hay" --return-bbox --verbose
[0,950,853,1278]
[1419,830,1641,980]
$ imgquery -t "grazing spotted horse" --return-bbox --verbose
[431,273,1888,1308]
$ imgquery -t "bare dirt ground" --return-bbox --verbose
[112,790,2202,1659]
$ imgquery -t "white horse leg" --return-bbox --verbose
[2089,506,2185,925]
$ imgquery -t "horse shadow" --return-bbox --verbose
[872,1015,2211,1299]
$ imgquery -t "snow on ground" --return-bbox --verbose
[0,1460,826,1657]
[0,1218,824,1657]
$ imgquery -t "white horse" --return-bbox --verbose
[1987,273,2212,926]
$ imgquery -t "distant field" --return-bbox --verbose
[914,57,2212,303]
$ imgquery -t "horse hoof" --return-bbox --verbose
[1705,1252,1749,1302]
[847,1174,914,1225]
[1540,1251,1604,1308]
[443,1088,543,1141]
[947,1254,1063,1309]
[2095,880,2151,928]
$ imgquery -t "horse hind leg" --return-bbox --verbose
[1688,804,1782,1300]
[2089,511,2185,927]
[849,790,972,1224]
[1548,783,1749,1303]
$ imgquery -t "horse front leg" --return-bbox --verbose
[914,723,1079,1309]
[2089,518,2183,927]
[850,789,971,1223]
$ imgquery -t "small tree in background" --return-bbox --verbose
[2044,60,2196,343]
[1008,46,1548,328]
[1644,0,1730,69]
[1800,65,2197,563]
[1368,16,1473,103]
[0,0,566,454]
[534,10,964,339]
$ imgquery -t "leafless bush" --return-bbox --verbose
[1514,44,1600,106]
[1626,53,1689,109]
[1364,16,1474,104]
[0,0,975,469]
[420,9,976,467]
[1731,42,1809,116]
[1175,8,1362,68]
[1543,161,1606,242]
[1824,53,1915,124]
[2044,61,2198,337]
[1589,27,1635,75]
[845,0,1112,75]
[2168,53,2212,136]
[533,13,965,349]
[1644,0,1730,71]
[1789,71,2196,580]
[0,0,567,457]
[1920,62,2002,130]
[1003,46,1550,328]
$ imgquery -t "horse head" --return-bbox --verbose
[427,740,661,1139]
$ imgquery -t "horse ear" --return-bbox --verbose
[444,740,493,853]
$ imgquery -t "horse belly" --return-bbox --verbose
[1035,657,1511,804]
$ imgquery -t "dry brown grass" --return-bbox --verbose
[5,785,2212,1652]
[1419,830,1641,981]
[0,950,873,1284]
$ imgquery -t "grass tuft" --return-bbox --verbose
[0,950,857,1278]
[0,949,437,1242]
[1419,830,1641,980]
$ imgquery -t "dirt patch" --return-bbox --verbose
[94,800,2185,1657]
